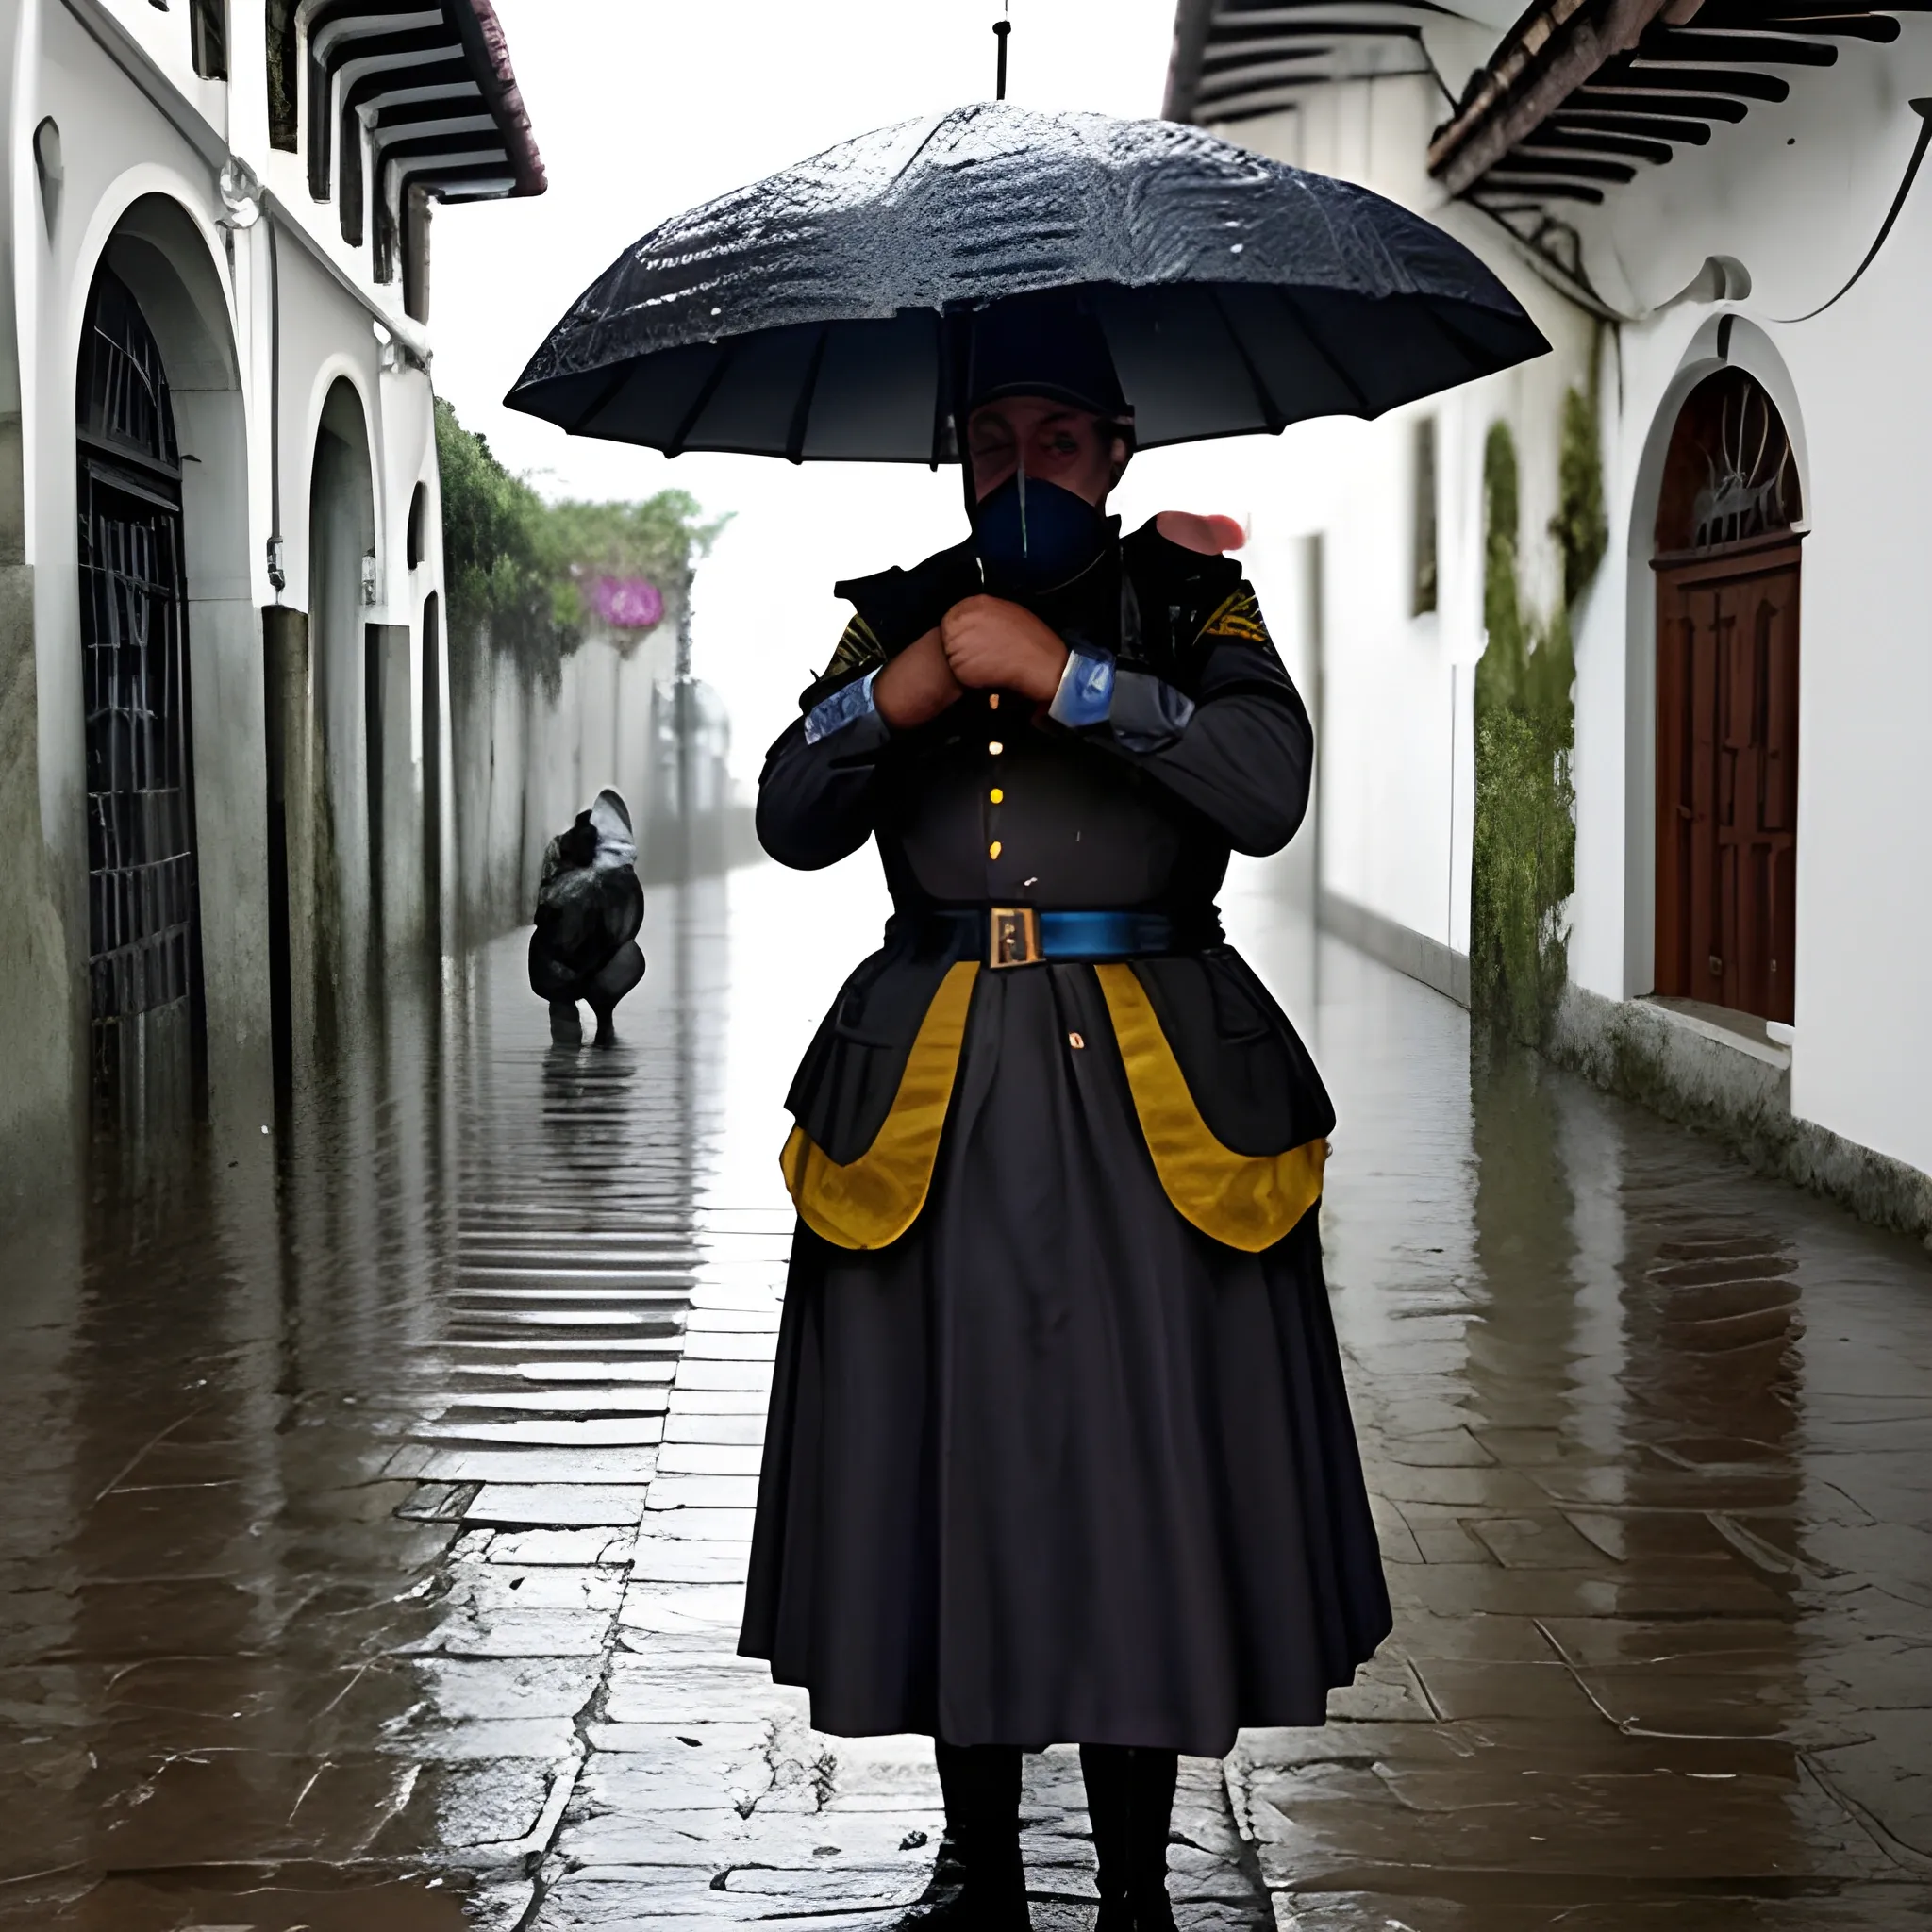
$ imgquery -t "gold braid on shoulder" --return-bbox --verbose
[822,613,887,684]
[1197,589,1272,647]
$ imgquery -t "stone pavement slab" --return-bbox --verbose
[6,874,1932,1930]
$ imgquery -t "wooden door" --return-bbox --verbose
[1654,539,1800,1024]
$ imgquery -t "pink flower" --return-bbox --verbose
[589,575,664,629]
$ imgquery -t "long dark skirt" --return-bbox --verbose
[739,960,1391,1758]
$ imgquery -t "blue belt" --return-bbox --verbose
[921,907,1178,969]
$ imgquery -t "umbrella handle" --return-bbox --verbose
[993,17,1009,100]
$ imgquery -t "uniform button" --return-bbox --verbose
[989,741,1004,756]
[989,693,1000,710]
[989,840,1002,860]
[990,787,1004,804]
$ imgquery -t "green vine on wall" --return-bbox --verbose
[1552,378,1608,608]
[435,397,724,696]
[1471,350,1605,1044]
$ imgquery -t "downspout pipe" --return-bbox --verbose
[266,214,285,594]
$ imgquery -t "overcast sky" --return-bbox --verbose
[429,1,1258,778]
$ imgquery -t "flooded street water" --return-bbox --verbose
[2,857,1930,1929]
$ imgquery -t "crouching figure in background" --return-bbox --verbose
[528,788,645,1044]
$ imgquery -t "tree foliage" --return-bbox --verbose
[1471,418,1580,1046]
[434,396,724,691]
[1551,377,1608,609]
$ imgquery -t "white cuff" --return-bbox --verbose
[804,667,880,745]
[1048,649,1115,729]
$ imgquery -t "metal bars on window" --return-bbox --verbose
[192,0,228,80]
[1412,416,1439,617]
[75,272,201,1097]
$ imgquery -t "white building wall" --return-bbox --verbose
[1168,75,1592,969]
[2,0,459,1171]
[1195,33,1932,1191]
[1568,44,1932,1182]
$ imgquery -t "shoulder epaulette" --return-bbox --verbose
[1199,589,1272,646]
[796,612,886,714]
[824,612,885,682]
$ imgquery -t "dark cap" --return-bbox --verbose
[961,291,1130,422]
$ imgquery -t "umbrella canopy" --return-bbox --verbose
[506,101,1547,462]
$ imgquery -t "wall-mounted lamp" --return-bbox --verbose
[219,159,261,233]
[360,551,379,605]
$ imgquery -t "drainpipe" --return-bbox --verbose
[266,215,286,595]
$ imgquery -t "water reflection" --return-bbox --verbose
[1230,939,1931,1930]
[0,874,763,1924]
[3,862,1929,1929]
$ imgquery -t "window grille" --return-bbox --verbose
[1411,416,1439,617]
[265,0,297,149]
[191,0,227,80]
[75,271,203,1108]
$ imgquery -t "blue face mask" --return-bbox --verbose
[973,471,1108,597]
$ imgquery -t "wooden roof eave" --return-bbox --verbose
[299,0,544,203]
[1426,0,1675,195]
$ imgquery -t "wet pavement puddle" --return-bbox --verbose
[2,858,1930,1927]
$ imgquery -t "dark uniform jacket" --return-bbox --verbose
[759,516,1333,1213]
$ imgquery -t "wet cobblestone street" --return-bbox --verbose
[3,858,1931,1929]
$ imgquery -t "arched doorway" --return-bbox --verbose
[76,266,204,1118]
[308,377,376,1008]
[1652,370,1802,1024]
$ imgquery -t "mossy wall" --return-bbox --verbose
[1471,351,1605,1045]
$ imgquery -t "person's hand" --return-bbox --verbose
[1156,510,1246,555]
[939,595,1068,702]
[873,628,963,730]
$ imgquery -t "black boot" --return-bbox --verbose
[548,999,583,1043]
[1081,1744,1178,1932]
[898,1742,1028,1929]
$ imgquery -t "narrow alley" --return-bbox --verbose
[2,857,1930,1930]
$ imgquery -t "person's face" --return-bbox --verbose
[966,395,1124,506]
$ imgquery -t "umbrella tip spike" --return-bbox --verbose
[992,15,1009,101]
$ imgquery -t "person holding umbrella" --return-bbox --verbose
[745,291,1384,1931]
[508,99,1546,1931]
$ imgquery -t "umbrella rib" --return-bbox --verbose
[1208,288,1289,434]
[664,340,740,458]
[1414,298,1493,377]
[1274,287,1372,413]
[785,327,831,465]
[566,364,636,437]
[930,309,955,472]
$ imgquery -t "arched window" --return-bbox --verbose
[77,267,204,1111]
[407,479,427,569]
[1655,369,1801,558]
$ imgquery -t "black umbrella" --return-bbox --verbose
[505,101,1547,462]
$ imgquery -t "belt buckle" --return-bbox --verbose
[988,906,1041,970]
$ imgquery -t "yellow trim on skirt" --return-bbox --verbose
[1092,962,1326,1254]
[780,961,981,1251]
[779,957,1325,1254]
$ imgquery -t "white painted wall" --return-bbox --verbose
[2,0,467,1158]
[1194,25,1932,1187]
